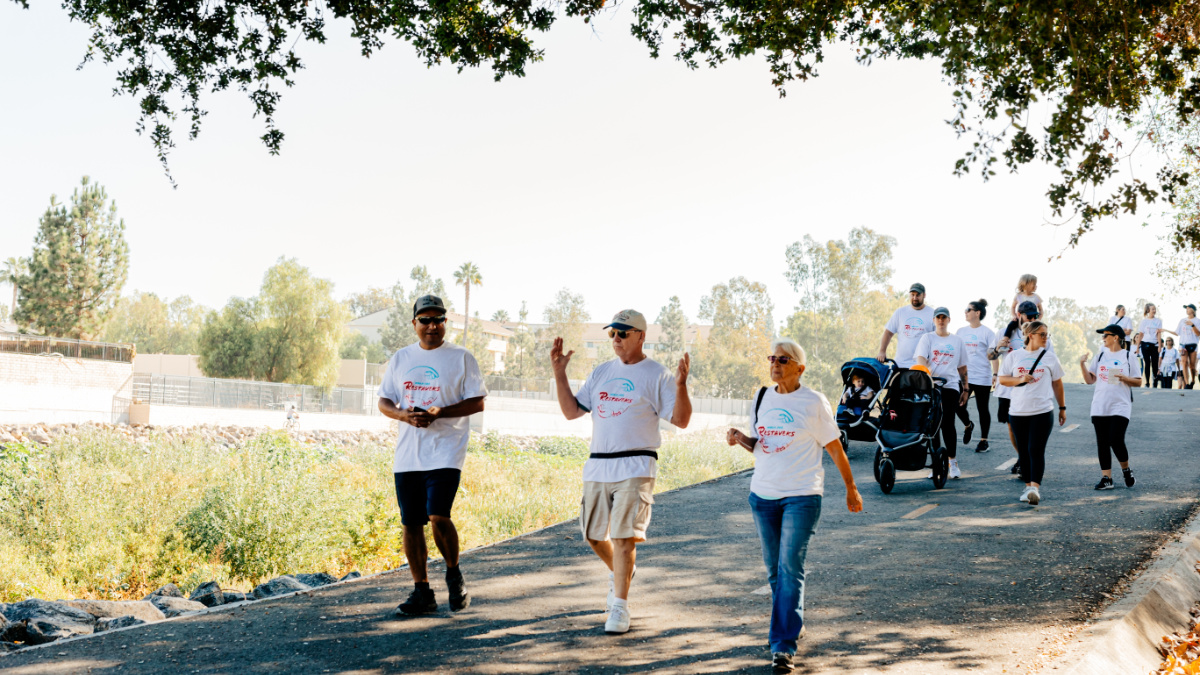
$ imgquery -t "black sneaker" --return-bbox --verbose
[1094,475,1114,490]
[1123,468,1136,488]
[396,585,437,616]
[975,439,990,453]
[446,567,471,611]
[962,421,975,445]
[772,652,794,673]
[1011,461,1021,475]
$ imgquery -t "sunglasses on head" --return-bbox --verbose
[608,328,641,339]
[767,355,795,365]
[416,315,447,325]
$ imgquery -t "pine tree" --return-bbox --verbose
[15,177,130,339]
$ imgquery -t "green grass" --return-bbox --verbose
[0,429,750,602]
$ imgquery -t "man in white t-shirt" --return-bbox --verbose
[377,295,487,617]
[877,283,936,368]
[551,308,692,635]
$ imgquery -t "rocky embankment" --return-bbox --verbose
[0,422,396,448]
[0,572,362,654]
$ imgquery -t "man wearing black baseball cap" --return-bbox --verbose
[377,294,488,617]
[877,283,935,368]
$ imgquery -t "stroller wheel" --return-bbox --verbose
[878,458,895,494]
[932,449,949,489]
[873,448,883,482]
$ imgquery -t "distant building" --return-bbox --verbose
[345,309,514,373]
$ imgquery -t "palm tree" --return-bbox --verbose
[453,262,483,345]
[491,309,510,323]
[2,257,27,325]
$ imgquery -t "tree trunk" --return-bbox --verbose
[463,285,471,346]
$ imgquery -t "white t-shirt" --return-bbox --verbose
[1015,292,1043,311]
[956,325,998,386]
[994,325,1056,400]
[884,305,937,368]
[915,332,966,391]
[1161,348,1180,374]
[1177,318,1199,345]
[749,385,840,498]
[999,348,1065,416]
[377,342,488,473]
[1088,347,1137,418]
[1139,317,1163,344]
[1109,315,1133,336]
[575,358,677,483]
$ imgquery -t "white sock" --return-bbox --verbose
[612,598,628,609]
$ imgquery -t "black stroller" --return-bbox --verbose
[872,366,948,494]
[835,358,897,451]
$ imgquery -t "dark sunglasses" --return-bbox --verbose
[767,355,795,365]
[1103,332,1119,339]
[416,315,447,325]
[608,329,641,339]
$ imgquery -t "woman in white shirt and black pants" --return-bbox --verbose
[1080,324,1141,489]
[726,338,862,674]
[997,321,1067,506]
[1137,303,1164,387]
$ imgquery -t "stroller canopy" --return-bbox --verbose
[840,358,893,392]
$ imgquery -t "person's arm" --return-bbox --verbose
[1079,353,1097,384]
[427,396,485,420]
[915,355,930,367]
[1052,379,1067,425]
[825,439,863,513]
[957,365,970,405]
[876,329,894,363]
[726,428,757,452]
[550,337,586,420]
[378,397,431,428]
[1010,296,1019,319]
[670,353,692,428]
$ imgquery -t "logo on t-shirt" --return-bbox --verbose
[1014,355,1047,384]
[930,341,957,366]
[756,408,797,454]
[1098,358,1123,384]
[902,317,928,339]
[402,366,442,408]
[596,378,636,418]
[961,333,981,352]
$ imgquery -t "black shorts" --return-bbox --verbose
[394,468,462,528]
[997,397,1011,424]
[1185,344,1198,354]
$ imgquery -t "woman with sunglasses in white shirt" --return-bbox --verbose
[1079,324,1140,489]
[997,321,1067,506]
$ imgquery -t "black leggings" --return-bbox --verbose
[1010,412,1053,485]
[1141,342,1160,387]
[955,384,992,440]
[1092,415,1130,471]
[938,386,959,459]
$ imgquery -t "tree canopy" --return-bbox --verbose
[103,291,209,354]
[14,0,1200,251]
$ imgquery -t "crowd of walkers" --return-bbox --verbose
[372,284,1194,675]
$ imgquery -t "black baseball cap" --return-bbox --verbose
[1097,323,1125,336]
[1186,304,1197,311]
[412,295,446,318]
[1017,300,1039,317]
[909,283,926,294]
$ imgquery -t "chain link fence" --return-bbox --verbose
[132,374,379,415]
[0,332,134,363]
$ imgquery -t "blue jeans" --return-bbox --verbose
[749,492,822,655]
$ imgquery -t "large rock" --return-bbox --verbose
[338,571,362,582]
[0,610,8,636]
[252,575,310,599]
[143,583,183,600]
[95,616,146,632]
[62,600,165,623]
[188,582,224,608]
[147,596,207,618]
[294,573,337,588]
[222,591,248,604]
[0,641,20,653]
[0,599,95,645]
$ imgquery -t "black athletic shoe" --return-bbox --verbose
[772,652,794,673]
[1123,468,1136,488]
[1011,461,1021,475]
[446,567,471,611]
[975,439,990,453]
[396,585,437,616]
[1094,475,1114,490]
[962,421,975,445]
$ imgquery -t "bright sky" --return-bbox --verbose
[1,3,1192,336]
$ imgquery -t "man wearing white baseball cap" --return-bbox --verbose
[551,308,693,635]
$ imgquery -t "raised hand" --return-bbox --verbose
[550,337,574,377]
[1080,351,1091,365]
[677,352,690,383]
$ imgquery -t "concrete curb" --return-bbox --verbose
[1066,506,1200,675]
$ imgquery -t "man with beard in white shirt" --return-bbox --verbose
[877,283,936,368]
[551,309,692,635]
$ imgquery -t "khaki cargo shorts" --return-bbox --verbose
[581,476,656,542]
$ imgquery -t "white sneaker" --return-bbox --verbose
[948,459,961,479]
[606,566,636,611]
[1019,486,1032,503]
[1027,486,1040,505]
[605,604,631,634]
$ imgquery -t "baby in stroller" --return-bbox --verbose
[840,374,875,417]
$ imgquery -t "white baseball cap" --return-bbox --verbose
[605,309,647,332]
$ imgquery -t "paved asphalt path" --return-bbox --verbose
[4,385,1200,674]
